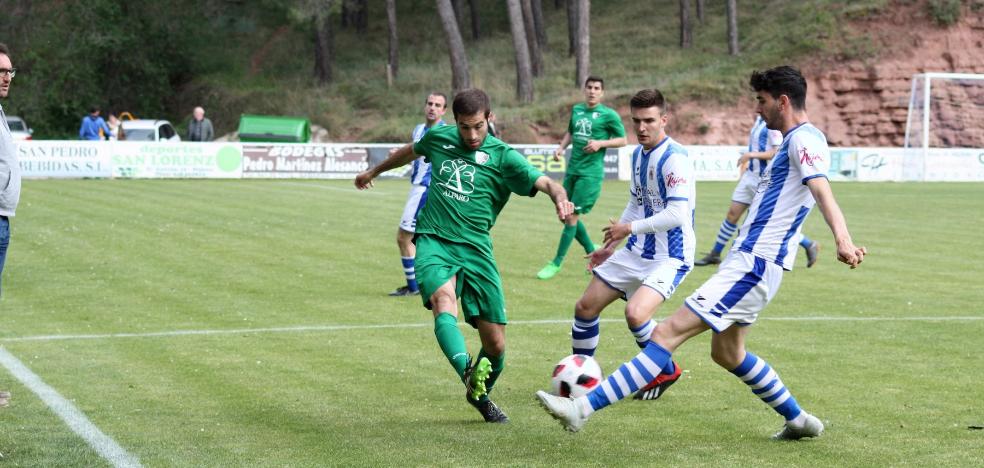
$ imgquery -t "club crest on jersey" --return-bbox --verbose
[665,172,687,188]
[592,112,599,119]
[475,151,490,165]
[437,159,476,202]
[799,147,823,166]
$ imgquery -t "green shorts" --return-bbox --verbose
[415,234,507,327]
[563,174,603,215]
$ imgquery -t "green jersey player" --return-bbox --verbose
[356,89,574,423]
[538,76,626,280]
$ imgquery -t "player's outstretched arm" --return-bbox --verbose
[807,177,867,269]
[583,136,627,154]
[533,175,574,222]
[553,132,572,161]
[354,143,417,190]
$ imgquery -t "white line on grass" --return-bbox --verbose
[0,347,142,468]
[275,181,391,196]
[0,316,980,343]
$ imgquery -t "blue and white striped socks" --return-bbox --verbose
[401,256,418,292]
[712,220,738,254]
[730,352,803,421]
[630,319,656,348]
[585,341,671,411]
[571,316,600,356]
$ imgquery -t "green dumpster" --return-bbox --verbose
[238,115,311,143]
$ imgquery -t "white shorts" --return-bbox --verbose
[731,171,760,205]
[593,248,692,300]
[399,185,429,232]
[684,251,784,332]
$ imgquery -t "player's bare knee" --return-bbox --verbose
[623,302,650,329]
[574,296,601,319]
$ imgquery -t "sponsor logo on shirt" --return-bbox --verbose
[442,144,456,149]
[437,159,475,202]
[799,147,823,166]
[665,172,687,188]
[574,118,592,137]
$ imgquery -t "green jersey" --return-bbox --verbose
[413,125,544,255]
[566,102,625,177]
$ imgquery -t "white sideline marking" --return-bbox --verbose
[0,316,980,344]
[0,347,142,468]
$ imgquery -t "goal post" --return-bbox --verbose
[903,72,984,181]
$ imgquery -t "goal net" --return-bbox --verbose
[903,73,984,181]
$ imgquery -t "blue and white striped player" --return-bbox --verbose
[695,114,820,267]
[571,88,694,401]
[390,93,447,297]
[538,66,867,439]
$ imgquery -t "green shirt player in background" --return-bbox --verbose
[538,76,627,280]
[355,89,574,423]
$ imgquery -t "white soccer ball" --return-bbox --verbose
[551,354,603,398]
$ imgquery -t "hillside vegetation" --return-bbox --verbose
[1,0,898,141]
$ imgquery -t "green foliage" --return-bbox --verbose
[1,0,893,140]
[2,180,983,465]
[928,0,963,25]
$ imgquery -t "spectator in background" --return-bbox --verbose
[187,106,214,142]
[106,112,122,141]
[1,41,23,408]
[79,106,111,141]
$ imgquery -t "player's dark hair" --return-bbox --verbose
[585,76,604,89]
[750,66,808,110]
[0,43,10,57]
[630,88,667,114]
[452,88,491,119]
[427,92,448,109]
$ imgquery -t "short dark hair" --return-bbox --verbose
[0,43,9,57]
[585,76,604,89]
[452,88,491,119]
[427,92,448,109]
[750,66,808,110]
[89,106,101,114]
[630,88,667,113]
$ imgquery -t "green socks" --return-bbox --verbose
[574,220,595,252]
[552,223,578,266]
[434,312,469,379]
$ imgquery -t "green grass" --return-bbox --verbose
[1,179,982,466]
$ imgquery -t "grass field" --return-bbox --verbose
[1,179,982,466]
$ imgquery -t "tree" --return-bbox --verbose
[726,0,739,55]
[506,0,535,102]
[341,0,367,34]
[521,0,544,77]
[531,0,548,50]
[696,0,705,24]
[574,0,590,88]
[313,9,336,85]
[386,0,398,82]
[467,0,481,40]
[679,0,692,49]
[567,0,577,57]
[436,0,471,92]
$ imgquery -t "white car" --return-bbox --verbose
[120,119,181,142]
[5,115,33,140]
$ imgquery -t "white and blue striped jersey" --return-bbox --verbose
[408,120,444,186]
[622,136,696,264]
[734,123,829,270]
[747,116,783,176]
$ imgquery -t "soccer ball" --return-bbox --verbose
[551,354,603,398]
